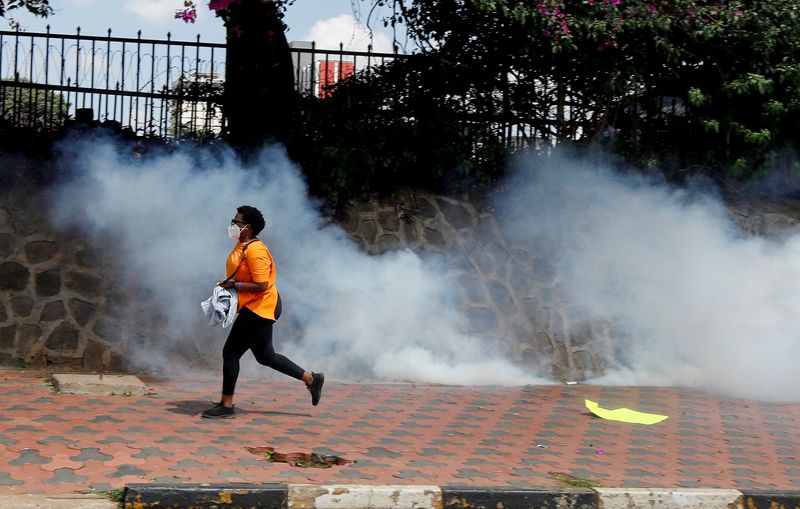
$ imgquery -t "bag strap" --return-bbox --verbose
[223,240,257,283]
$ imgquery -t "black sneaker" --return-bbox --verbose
[307,372,324,406]
[202,402,235,419]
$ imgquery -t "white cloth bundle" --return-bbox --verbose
[200,286,238,328]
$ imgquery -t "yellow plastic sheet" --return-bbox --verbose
[584,399,668,425]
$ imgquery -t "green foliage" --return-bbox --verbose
[731,157,750,177]
[550,472,602,489]
[106,488,125,504]
[701,119,719,134]
[380,0,800,180]
[688,88,709,108]
[0,0,51,27]
[282,0,800,203]
[285,62,505,207]
[1,79,70,126]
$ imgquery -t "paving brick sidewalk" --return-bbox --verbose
[0,368,798,495]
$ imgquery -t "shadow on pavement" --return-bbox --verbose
[165,400,310,418]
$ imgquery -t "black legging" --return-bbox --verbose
[221,296,304,396]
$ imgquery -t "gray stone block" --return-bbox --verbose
[361,219,378,244]
[75,248,102,267]
[424,227,446,249]
[68,298,96,326]
[40,300,67,321]
[377,234,400,254]
[35,269,61,296]
[10,296,34,317]
[94,319,123,343]
[377,208,400,232]
[0,324,16,350]
[65,271,103,297]
[0,494,116,509]
[17,323,42,352]
[0,262,29,291]
[24,240,58,263]
[458,274,486,304]
[0,233,14,258]
[416,196,438,218]
[45,321,80,352]
[51,373,148,396]
[437,198,474,229]
[466,307,498,334]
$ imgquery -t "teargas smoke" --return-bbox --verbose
[495,152,800,402]
[48,138,546,386]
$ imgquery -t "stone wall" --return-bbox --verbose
[0,187,167,371]
[337,189,612,381]
[327,190,800,381]
[2,183,799,379]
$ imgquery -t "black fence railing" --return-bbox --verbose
[0,28,410,139]
[0,28,570,155]
[0,27,227,138]
[289,40,406,98]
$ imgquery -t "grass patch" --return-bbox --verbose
[549,472,602,489]
[106,488,125,502]
[78,488,125,507]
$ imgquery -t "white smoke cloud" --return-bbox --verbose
[495,152,800,401]
[48,138,544,386]
[44,137,800,400]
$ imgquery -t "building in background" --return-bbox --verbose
[170,72,224,137]
[290,41,355,98]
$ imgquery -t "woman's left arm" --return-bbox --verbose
[219,279,268,292]
[233,280,268,292]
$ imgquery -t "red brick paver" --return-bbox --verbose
[0,369,798,494]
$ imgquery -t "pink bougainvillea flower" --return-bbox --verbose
[232,24,243,37]
[536,2,548,16]
[174,1,197,24]
[597,38,616,51]
[175,9,197,23]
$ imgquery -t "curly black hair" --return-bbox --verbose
[237,205,266,235]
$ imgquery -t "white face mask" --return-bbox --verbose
[228,223,243,241]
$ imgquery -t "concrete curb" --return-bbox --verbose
[0,494,118,509]
[122,484,800,509]
[442,486,596,509]
[123,483,285,508]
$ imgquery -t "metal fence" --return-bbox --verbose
[0,27,563,153]
[0,28,409,139]
[289,40,405,98]
[0,27,227,138]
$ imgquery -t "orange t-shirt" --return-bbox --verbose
[225,240,279,320]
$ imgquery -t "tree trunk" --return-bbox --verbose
[224,0,295,151]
